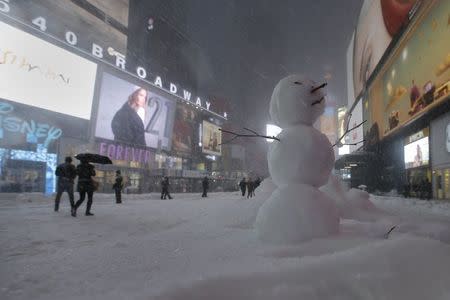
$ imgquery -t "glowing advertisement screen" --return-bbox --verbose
[95,72,176,150]
[172,103,199,154]
[353,0,417,97]
[382,0,450,135]
[0,21,97,120]
[404,136,429,169]
[0,99,89,149]
[202,120,222,156]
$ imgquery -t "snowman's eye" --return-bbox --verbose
[294,81,302,85]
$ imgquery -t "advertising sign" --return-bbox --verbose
[347,32,355,106]
[353,0,417,97]
[172,103,199,154]
[0,99,89,150]
[382,0,450,135]
[0,2,227,119]
[404,136,429,169]
[202,121,222,156]
[0,21,97,120]
[95,72,176,150]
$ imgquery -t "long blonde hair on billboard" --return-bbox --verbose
[127,88,148,110]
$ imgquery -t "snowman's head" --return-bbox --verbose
[270,74,326,127]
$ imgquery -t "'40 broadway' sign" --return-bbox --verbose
[0,1,228,120]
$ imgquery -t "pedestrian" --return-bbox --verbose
[202,176,209,197]
[73,159,96,217]
[239,178,246,197]
[54,156,77,212]
[403,182,410,198]
[161,176,172,199]
[253,177,262,193]
[113,170,123,204]
[247,178,254,198]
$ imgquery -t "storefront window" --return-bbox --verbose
[445,170,450,200]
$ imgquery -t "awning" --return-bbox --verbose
[334,151,378,169]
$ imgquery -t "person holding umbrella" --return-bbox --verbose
[72,153,112,217]
[73,158,96,217]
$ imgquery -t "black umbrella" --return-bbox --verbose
[75,153,112,164]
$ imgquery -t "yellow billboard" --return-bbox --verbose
[365,0,450,141]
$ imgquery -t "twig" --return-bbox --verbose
[311,82,327,93]
[340,140,366,146]
[219,128,280,145]
[332,119,367,147]
[384,225,397,239]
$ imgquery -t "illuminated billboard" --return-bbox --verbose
[0,21,97,120]
[353,0,417,97]
[172,103,199,153]
[382,0,450,135]
[95,72,176,150]
[202,121,222,156]
[346,32,355,106]
[0,99,89,149]
[404,136,429,169]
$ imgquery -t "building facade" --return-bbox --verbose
[339,0,450,198]
[0,0,243,194]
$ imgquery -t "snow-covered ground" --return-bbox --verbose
[1,186,450,300]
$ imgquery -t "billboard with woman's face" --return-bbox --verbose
[352,0,417,97]
[95,72,176,150]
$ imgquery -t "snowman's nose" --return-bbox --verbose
[311,82,327,93]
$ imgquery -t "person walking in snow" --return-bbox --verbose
[113,170,123,204]
[239,178,247,197]
[161,176,172,199]
[253,177,262,194]
[73,159,96,217]
[54,156,77,212]
[247,178,255,198]
[201,176,209,197]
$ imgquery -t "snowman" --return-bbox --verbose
[255,74,340,243]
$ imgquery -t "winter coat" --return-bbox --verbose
[254,178,261,189]
[113,175,123,191]
[239,180,246,190]
[55,162,77,183]
[111,103,146,147]
[76,162,96,192]
[202,178,209,189]
[161,179,169,190]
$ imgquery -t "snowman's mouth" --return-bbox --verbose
[311,97,324,106]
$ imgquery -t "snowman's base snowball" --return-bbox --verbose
[255,183,339,244]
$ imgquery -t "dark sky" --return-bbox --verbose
[130,0,363,129]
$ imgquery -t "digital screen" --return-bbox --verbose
[404,137,429,169]
[0,21,97,120]
[353,0,416,97]
[172,103,199,153]
[95,72,176,150]
[202,121,222,156]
